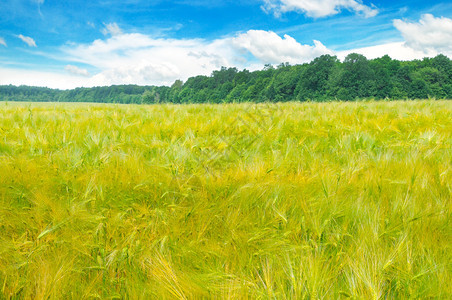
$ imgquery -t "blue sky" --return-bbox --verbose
[1,0,451,89]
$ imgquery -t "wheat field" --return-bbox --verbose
[0,100,451,299]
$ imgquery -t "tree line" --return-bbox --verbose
[1,53,451,103]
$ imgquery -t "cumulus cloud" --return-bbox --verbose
[393,14,452,56]
[337,42,432,61]
[17,34,37,47]
[0,37,6,47]
[334,14,452,61]
[65,65,90,77]
[102,23,123,36]
[0,68,94,90]
[62,33,228,86]
[262,0,378,18]
[59,29,332,87]
[232,30,333,64]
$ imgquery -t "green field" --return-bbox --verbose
[0,101,451,299]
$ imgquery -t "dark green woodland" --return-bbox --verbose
[1,54,451,103]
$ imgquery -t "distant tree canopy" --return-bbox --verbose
[1,54,451,103]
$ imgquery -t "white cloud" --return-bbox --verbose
[262,0,378,18]
[335,14,452,61]
[62,33,231,86]
[393,14,452,56]
[17,34,37,47]
[57,29,333,87]
[102,23,123,36]
[0,68,93,90]
[232,30,333,64]
[337,42,434,61]
[0,37,6,47]
[65,65,90,77]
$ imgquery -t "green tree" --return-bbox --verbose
[296,54,338,100]
[339,53,376,99]
[142,90,159,104]
[370,55,400,99]
[409,79,432,99]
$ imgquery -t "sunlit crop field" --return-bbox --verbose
[0,100,451,299]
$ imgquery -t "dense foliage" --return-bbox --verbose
[1,54,451,103]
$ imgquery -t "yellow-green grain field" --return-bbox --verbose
[0,100,451,299]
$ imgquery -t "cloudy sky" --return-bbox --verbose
[1,0,451,89]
